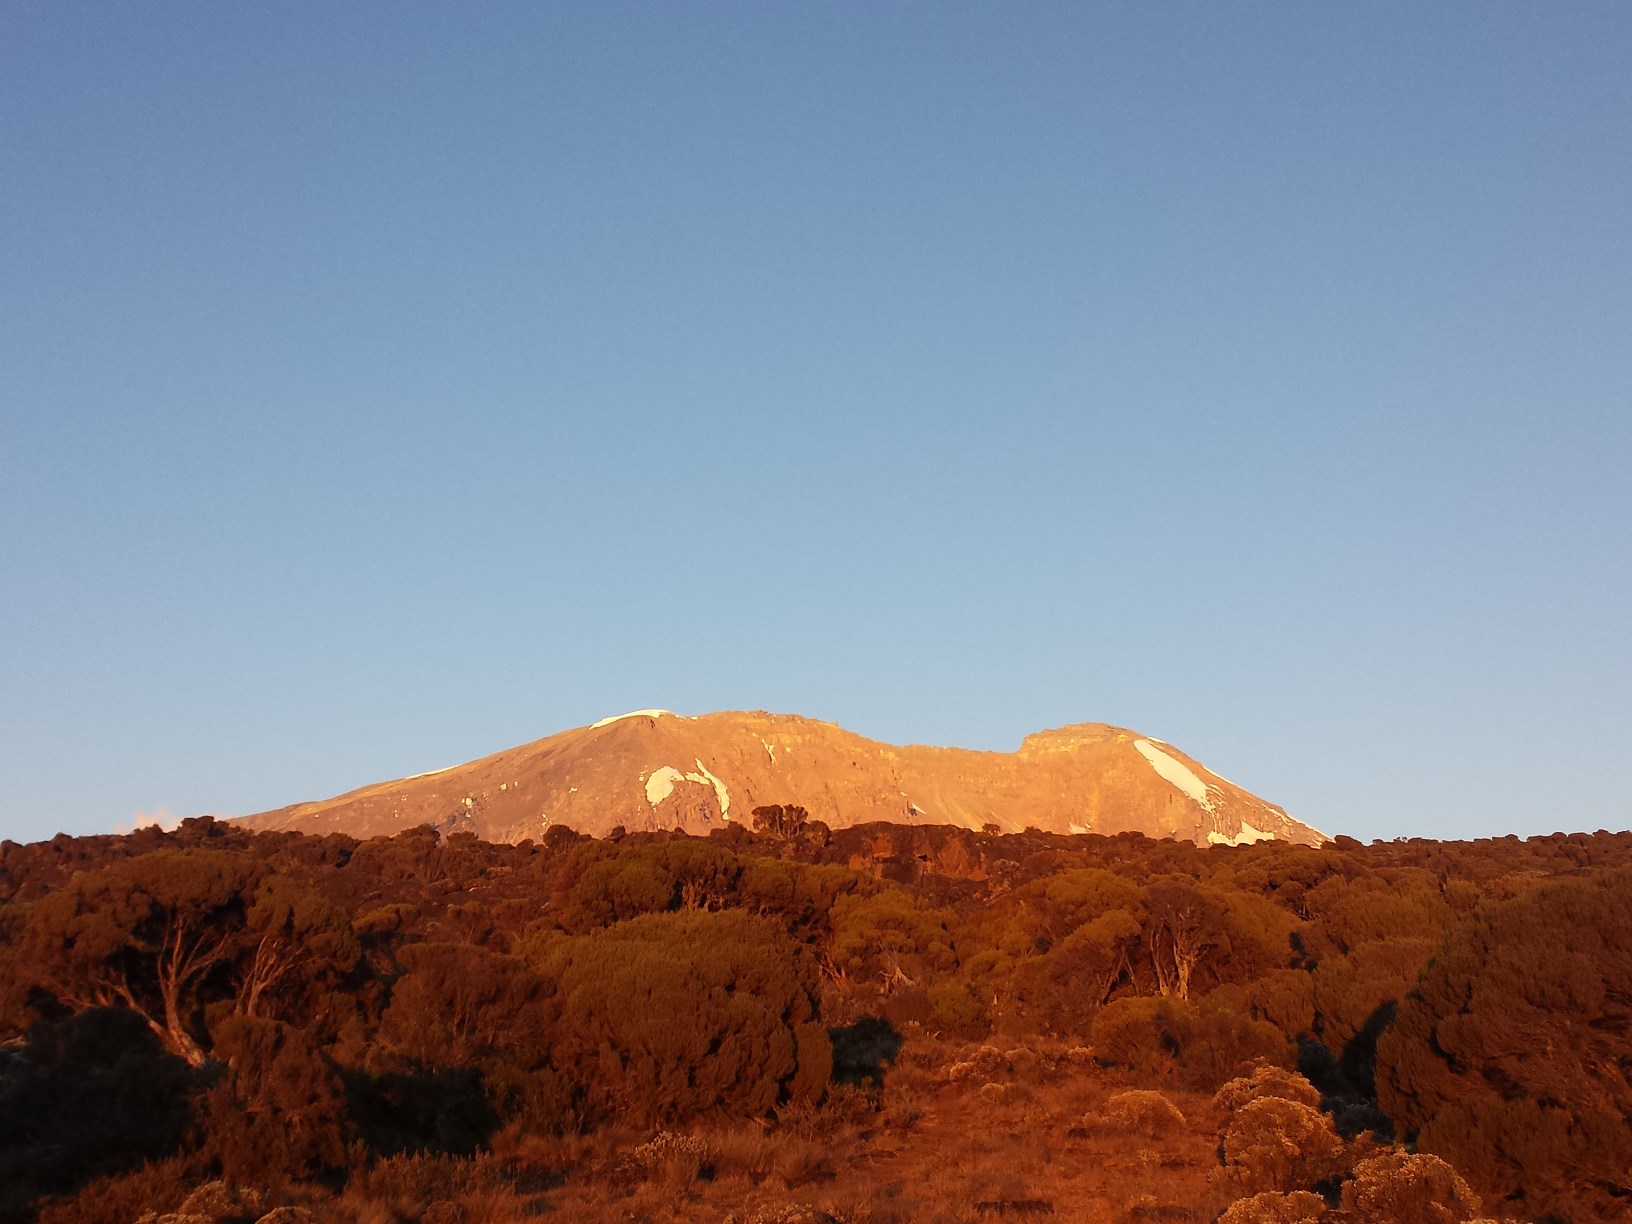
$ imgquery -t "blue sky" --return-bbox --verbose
[3,3,1629,845]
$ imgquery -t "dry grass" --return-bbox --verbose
[51,1037,1499,1224]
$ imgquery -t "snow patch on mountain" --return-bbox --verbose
[402,764,455,780]
[592,709,673,729]
[1133,738,1218,813]
[644,760,732,820]
[645,766,687,805]
[1208,821,1275,847]
[691,758,731,821]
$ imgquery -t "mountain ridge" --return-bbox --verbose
[238,710,1325,848]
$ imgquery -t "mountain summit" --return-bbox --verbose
[239,711,1325,847]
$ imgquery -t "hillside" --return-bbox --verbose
[5,818,1629,1222]
[239,710,1325,847]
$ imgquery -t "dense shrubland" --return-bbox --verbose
[0,813,1628,1222]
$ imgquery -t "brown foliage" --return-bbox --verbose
[534,910,827,1125]
[1090,995,1291,1091]
[1102,1089,1186,1136]
[1212,1065,1322,1115]
[18,851,266,1065]
[376,941,557,1071]
[1375,869,1632,1221]
[1220,1097,1343,1195]
[1337,1151,1481,1223]
[7,819,1632,1221]
[1217,1190,1326,1224]
[198,1016,349,1185]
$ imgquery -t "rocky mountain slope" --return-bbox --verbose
[239,711,1324,847]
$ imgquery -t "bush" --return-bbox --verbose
[199,1017,348,1185]
[1090,996,1183,1077]
[1220,1097,1343,1195]
[1101,1089,1185,1136]
[30,1157,191,1224]
[925,979,991,1040]
[620,1131,718,1188]
[1217,1190,1326,1224]
[1375,870,1632,1220]
[1213,1065,1322,1115]
[1181,999,1293,1091]
[1089,993,1291,1089]
[535,910,827,1125]
[1338,1151,1480,1223]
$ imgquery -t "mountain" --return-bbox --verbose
[238,711,1325,847]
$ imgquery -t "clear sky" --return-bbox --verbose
[3,3,1629,846]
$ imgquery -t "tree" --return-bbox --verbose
[18,851,264,1065]
[828,887,958,992]
[236,873,359,1020]
[1142,879,1227,1001]
[751,804,810,839]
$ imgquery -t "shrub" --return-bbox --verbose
[199,1017,349,1185]
[31,1157,191,1224]
[925,979,991,1040]
[1102,1089,1186,1136]
[620,1131,718,1188]
[376,942,557,1070]
[1181,999,1293,1091]
[535,910,827,1125]
[1220,1097,1343,1195]
[1311,937,1437,1052]
[1089,993,1290,1089]
[1217,1190,1326,1224]
[1090,996,1184,1077]
[1247,969,1317,1040]
[1375,869,1632,1220]
[1338,1151,1481,1223]
[1213,1065,1322,1115]
[0,1008,196,1215]
[945,1045,1012,1084]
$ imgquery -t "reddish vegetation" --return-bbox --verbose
[0,814,1628,1222]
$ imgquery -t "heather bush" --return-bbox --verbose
[1090,995,1183,1076]
[619,1131,718,1188]
[534,910,828,1124]
[1213,1065,1322,1115]
[944,1044,1012,1084]
[1311,936,1437,1051]
[1247,969,1317,1040]
[1102,1089,1186,1136]
[1089,993,1290,1089]
[925,978,991,1039]
[348,1150,511,1208]
[1180,997,1293,1091]
[30,1157,192,1224]
[376,942,557,1071]
[1375,869,1632,1220]
[1220,1097,1343,1195]
[1338,1151,1480,1223]
[199,1017,349,1186]
[1218,1190,1326,1224]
